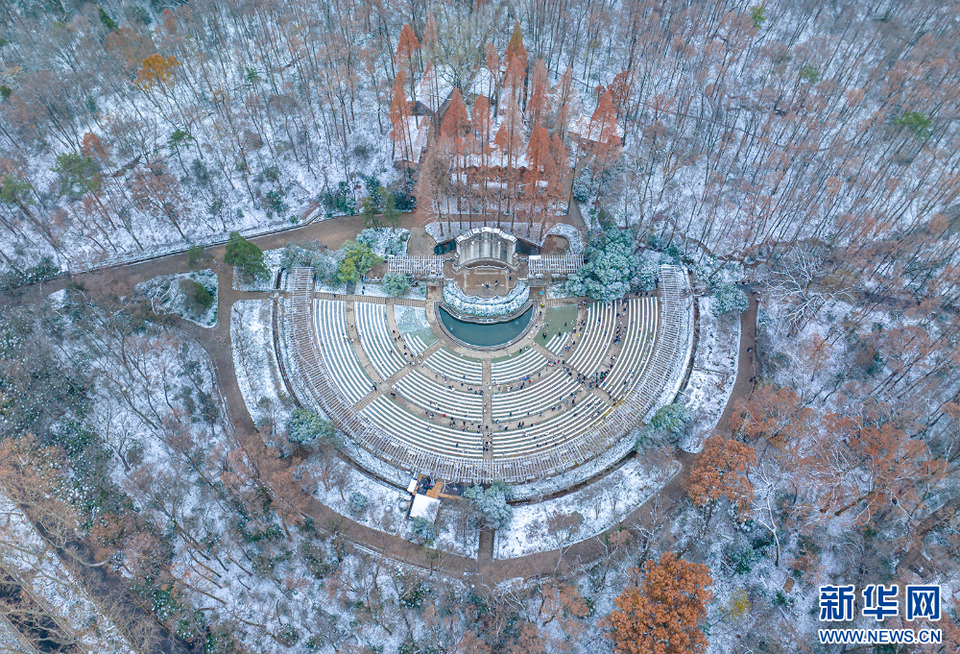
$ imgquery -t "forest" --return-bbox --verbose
[1,0,959,653]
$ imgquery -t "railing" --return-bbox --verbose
[528,254,584,277]
[386,255,444,278]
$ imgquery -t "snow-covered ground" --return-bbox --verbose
[0,618,29,654]
[357,228,410,257]
[298,457,480,559]
[545,224,585,254]
[315,279,349,294]
[135,269,218,328]
[681,296,740,452]
[354,280,428,300]
[394,305,438,346]
[231,300,294,439]
[494,455,678,559]
[433,503,481,559]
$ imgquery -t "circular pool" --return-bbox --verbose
[437,305,534,349]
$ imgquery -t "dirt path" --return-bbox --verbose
[15,215,760,593]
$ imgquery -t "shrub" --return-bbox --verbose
[181,278,214,313]
[98,7,117,31]
[410,517,436,546]
[382,273,410,297]
[286,409,336,447]
[723,543,756,575]
[634,425,657,451]
[320,181,353,216]
[649,403,692,442]
[348,492,369,516]
[335,241,383,284]
[397,574,430,607]
[749,4,767,27]
[379,187,400,227]
[356,228,408,256]
[799,64,820,83]
[714,283,748,316]
[634,255,660,292]
[566,228,640,302]
[274,624,299,647]
[187,245,204,268]
[360,195,380,229]
[263,165,280,182]
[463,481,513,529]
[265,189,289,217]
[53,152,101,196]
[224,232,268,281]
[280,240,337,282]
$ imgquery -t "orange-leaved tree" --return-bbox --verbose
[394,23,421,102]
[684,433,756,524]
[603,552,713,654]
[735,383,815,447]
[389,70,413,162]
[136,53,181,89]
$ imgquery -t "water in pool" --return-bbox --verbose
[438,306,534,348]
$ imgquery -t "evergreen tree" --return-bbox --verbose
[335,241,383,284]
[566,229,639,302]
[381,272,410,297]
[223,232,268,281]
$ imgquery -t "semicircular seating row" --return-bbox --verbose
[309,297,659,461]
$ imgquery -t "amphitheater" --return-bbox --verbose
[278,243,694,486]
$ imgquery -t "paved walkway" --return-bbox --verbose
[19,212,759,589]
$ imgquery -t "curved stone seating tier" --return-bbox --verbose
[355,302,407,379]
[281,265,692,483]
[394,370,484,421]
[567,302,617,377]
[603,297,658,402]
[404,333,430,356]
[424,348,484,384]
[544,331,571,355]
[313,300,372,405]
[492,395,610,458]
[362,396,484,459]
[490,347,548,385]
[491,369,582,420]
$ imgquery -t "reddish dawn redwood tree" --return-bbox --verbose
[441,88,470,141]
[526,120,551,176]
[484,42,500,111]
[588,88,622,200]
[494,98,525,222]
[394,23,421,102]
[602,552,712,654]
[554,66,578,136]
[441,88,471,216]
[389,70,412,162]
[527,59,549,125]
[505,21,528,104]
